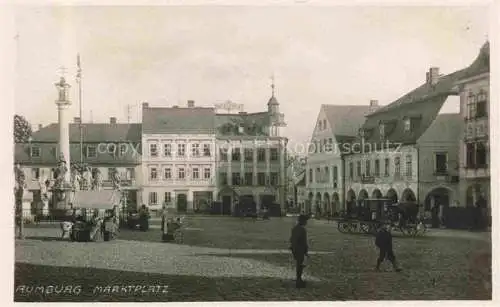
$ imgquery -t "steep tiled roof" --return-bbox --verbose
[31,123,142,143]
[356,41,489,148]
[417,113,463,145]
[142,106,216,134]
[14,143,141,166]
[322,105,372,136]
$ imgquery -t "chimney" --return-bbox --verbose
[110,117,117,124]
[142,102,149,108]
[73,117,81,124]
[428,67,440,85]
[426,72,430,83]
[369,99,379,113]
[187,100,195,108]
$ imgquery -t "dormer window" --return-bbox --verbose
[318,121,322,130]
[379,123,385,139]
[404,118,411,132]
[359,128,365,138]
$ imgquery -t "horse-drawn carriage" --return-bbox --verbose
[336,199,427,237]
[70,190,121,242]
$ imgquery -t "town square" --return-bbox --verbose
[12,5,492,302]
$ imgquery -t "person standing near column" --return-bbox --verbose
[289,214,309,288]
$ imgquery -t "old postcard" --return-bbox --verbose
[9,1,494,303]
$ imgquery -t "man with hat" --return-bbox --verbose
[290,214,309,288]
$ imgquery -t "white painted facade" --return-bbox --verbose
[141,133,217,212]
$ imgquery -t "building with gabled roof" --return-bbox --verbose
[304,103,372,215]
[343,42,488,213]
[141,101,217,213]
[14,117,143,210]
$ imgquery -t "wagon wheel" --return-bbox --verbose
[402,225,418,237]
[337,221,350,233]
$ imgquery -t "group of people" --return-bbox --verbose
[289,214,401,289]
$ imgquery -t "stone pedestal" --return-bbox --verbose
[51,187,74,210]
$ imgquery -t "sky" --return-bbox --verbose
[13,5,489,148]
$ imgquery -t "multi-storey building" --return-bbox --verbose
[343,43,487,211]
[214,89,287,215]
[455,41,490,208]
[141,101,217,212]
[14,117,142,210]
[305,104,371,215]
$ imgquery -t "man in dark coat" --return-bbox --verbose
[290,214,309,288]
[375,224,401,272]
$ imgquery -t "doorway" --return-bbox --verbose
[177,193,187,212]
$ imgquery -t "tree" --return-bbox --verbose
[14,114,32,143]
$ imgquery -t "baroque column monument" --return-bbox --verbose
[53,77,73,209]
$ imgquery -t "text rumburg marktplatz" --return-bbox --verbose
[15,285,169,296]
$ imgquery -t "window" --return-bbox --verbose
[244,149,253,162]
[31,168,40,180]
[374,159,380,177]
[192,167,199,179]
[87,146,97,158]
[394,157,401,176]
[333,166,338,182]
[270,172,279,186]
[204,168,211,179]
[384,158,390,177]
[365,160,371,176]
[220,172,228,185]
[435,153,448,174]
[149,192,158,205]
[467,93,477,119]
[191,144,200,157]
[120,144,127,156]
[323,120,327,130]
[404,118,411,132]
[257,148,266,162]
[164,167,172,179]
[219,148,228,162]
[163,144,172,157]
[232,148,241,161]
[177,144,186,157]
[164,192,171,203]
[150,144,158,157]
[476,142,487,168]
[232,172,241,185]
[178,168,185,179]
[257,172,266,186]
[203,144,211,156]
[270,148,279,161]
[244,172,253,185]
[356,161,361,178]
[150,167,158,180]
[30,146,40,157]
[466,143,475,168]
[349,162,353,179]
[405,155,412,177]
[379,124,385,139]
[324,166,329,183]
[309,169,313,183]
[316,168,321,182]
[318,121,322,130]
[126,168,135,180]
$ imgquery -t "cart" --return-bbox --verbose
[70,190,121,242]
[336,199,426,237]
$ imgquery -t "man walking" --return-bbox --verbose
[290,214,309,288]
